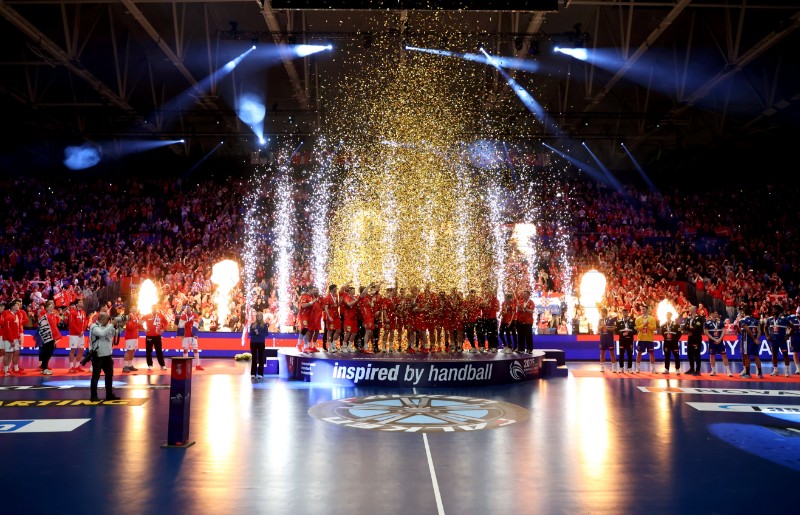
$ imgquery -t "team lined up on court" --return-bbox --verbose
[597,303,800,378]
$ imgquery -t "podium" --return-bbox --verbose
[161,357,196,448]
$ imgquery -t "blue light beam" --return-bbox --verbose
[621,142,658,192]
[554,47,589,61]
[479,48,558,132]
[542,142,607,183]
[237,92,266,144]
[405,45,540,73]
[582,141,624,193]
[157,45,256,116]
[293,44,333,58]
[64,139,183,170]
[64,143,102,170]
[184,140,224,179]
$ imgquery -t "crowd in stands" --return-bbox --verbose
[1,170,798,335]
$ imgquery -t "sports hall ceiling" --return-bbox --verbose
[0,0,799,177]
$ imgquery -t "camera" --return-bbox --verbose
[113,315,130,324]
[80,348,97,366]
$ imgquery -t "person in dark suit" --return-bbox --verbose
[684,306,706,375]
[615,308,637,373]
[660,311,682,374]
[248,311,268,378]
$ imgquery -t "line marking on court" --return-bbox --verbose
[423,433,445,515]
[687,402,800,413]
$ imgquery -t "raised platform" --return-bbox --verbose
[279,348,546,387]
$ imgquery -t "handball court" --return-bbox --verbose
[3,355,799,515]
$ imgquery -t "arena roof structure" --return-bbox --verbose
[0,0,798,180]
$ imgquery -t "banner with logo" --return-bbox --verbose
[281,352,541,387]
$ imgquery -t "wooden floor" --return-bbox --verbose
[3,355,800,515]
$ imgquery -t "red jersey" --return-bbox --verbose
[424,293,440,326]
[340,292,357,321]
[500,299,516,324]
[465,297,482,323]
[516,299,535,325]
[125,313,141,339]
[142,311,167,336]
[66,307,87,336]
[64,288,77,306]
[309,298,323,325]
[53,290,65,308]
[298,294,314,321]
[44,311,63,341]
[321,292,339,322]
[1,310,23,341]
[180,312,200,335]
[481,295,500,319]
[358,295,375,323]
[382,295,397,321]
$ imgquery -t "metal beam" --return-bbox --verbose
[119,0,205,99]
[584,0,691,113]
[255,0,309,108]
[673,10,800,116]
[630,10,800,151]
[0,0,135,113]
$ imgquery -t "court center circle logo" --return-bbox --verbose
[309,394,530,433]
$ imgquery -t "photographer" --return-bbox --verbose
[88,313,121,402]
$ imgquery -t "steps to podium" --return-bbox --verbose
[539,349,569,377]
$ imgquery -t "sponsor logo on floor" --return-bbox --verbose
[309,394,529,433]
[639,386,800,397]
[0,418,91,432]
[687,402,800,414]
[0,382,168,390]
[0,398,149,407]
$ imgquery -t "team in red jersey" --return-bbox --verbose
[141,306,168,370]
[298,286,322,352]
[179,304,204,370]
[2,299,28,375]
[122,307,141,372]
[289,279,539,356]
[379,287,398,352]
[322,284,341,352]
[516,290,535,353]
[37,300,63,374]
[66,299,88,373]
[499,293,517,353]
[340,283,359,352]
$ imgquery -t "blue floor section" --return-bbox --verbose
[2,357,800,515]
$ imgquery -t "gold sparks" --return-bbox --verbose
[320,24,500,291]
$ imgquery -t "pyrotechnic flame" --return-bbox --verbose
[137,279,159,316]
[579,270,606,334]
[656,299,679,323]
[211,260,240,326]
[512,224,537,255]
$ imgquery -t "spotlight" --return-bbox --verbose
[514,36,524,51]
[258,136,266,145]
[287,34,297,45]
[528,39,540,56]
[179,139,185,143]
